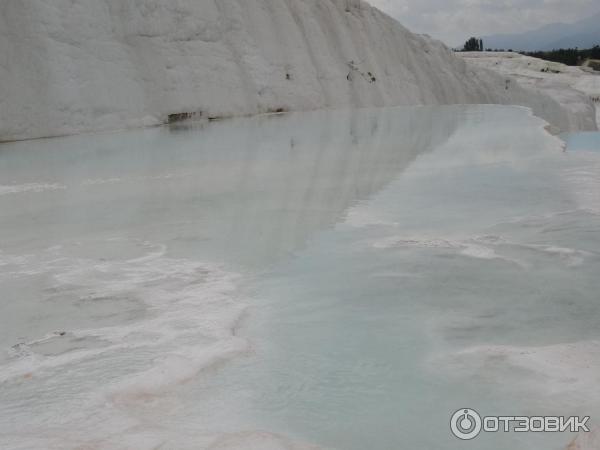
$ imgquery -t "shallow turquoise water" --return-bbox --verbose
[1,106,599,449]
[187,109,600,450]
[561,131,600,153]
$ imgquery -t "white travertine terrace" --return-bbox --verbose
[0,0,595,141]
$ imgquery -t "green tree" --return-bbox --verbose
[463,37,482,52]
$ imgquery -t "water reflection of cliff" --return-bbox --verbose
[203,107,464,266]
[0,106,464,266]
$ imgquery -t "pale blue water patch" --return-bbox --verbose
[0,106,462,449]
[1,106,599,450]
[179,108,600,450]
[561,131,600,152]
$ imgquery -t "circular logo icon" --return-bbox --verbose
[451,408,482,440]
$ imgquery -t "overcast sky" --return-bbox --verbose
[368,0,599,46]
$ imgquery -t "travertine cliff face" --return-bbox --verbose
[461,52,598,130]
[0,0,592,141]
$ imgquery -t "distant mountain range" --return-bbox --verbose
[481,11,600,52]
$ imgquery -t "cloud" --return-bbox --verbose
[367,0,598,46]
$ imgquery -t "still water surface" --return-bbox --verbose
[1,106,599,449]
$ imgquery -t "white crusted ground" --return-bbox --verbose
[0,0,594,141]
[568,428,600,450]
[461,52,600,129]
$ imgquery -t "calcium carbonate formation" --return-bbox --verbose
[0,0,595,141]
